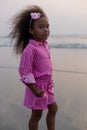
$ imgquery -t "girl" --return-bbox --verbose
[9,5,58,130]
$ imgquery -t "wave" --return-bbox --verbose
[50,43,87,49]
[0,36,87,49]
[0,42,87,49]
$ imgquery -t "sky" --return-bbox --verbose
[0,0,87,36]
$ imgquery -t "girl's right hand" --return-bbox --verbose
[36,90,45,97]
[26,83,45,97]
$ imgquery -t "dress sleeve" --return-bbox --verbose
[19,45,36,84]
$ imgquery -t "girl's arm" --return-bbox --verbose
[19,46,44,97]
[25,83,44,97]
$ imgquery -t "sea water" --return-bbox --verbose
[0,35,87,48]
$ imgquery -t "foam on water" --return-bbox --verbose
[0,35,87,49]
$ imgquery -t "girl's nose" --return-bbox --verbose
[44,27,49,32]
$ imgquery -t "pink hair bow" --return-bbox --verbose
[29,12,41,27]
[30,12,41,19]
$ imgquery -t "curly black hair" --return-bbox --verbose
[9,5,47,54]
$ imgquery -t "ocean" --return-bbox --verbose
[0,35,87,49]
[0,35,87,130]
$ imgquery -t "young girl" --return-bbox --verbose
[9,5,58,130]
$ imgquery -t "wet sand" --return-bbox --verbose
[0,47,87,130]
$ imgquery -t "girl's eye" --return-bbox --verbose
[47,25,49,28]
[39,26,43,29]
[39,25,49,29]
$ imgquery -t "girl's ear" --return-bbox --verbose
[29,28,34,35]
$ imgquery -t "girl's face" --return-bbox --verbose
[29,17,50,42]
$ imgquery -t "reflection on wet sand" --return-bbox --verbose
[0,47,87,130]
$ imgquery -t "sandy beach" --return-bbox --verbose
[0,47,87,130]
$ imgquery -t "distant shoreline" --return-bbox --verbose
[1,44,87,49]
[0,35,87,49]
[0,34,87,38]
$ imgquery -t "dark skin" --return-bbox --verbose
[26,16,58,130]
[29,17,50,43]
[27,17,50,97]
[26,83,44,97]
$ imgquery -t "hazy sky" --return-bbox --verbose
[0,0,87,36]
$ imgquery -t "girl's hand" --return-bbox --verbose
[36,90,45,97]
[26,83,45,97]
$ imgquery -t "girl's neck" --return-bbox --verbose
[33,38,45,44]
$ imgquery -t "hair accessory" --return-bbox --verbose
[29,12,41,27]
[30,12,41,19]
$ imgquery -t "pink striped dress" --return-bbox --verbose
[19,39,56,110]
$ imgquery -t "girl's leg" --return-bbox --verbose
[46,102,58,130]
[29,110,43,130]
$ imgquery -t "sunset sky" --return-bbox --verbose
[0,0,87,36]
